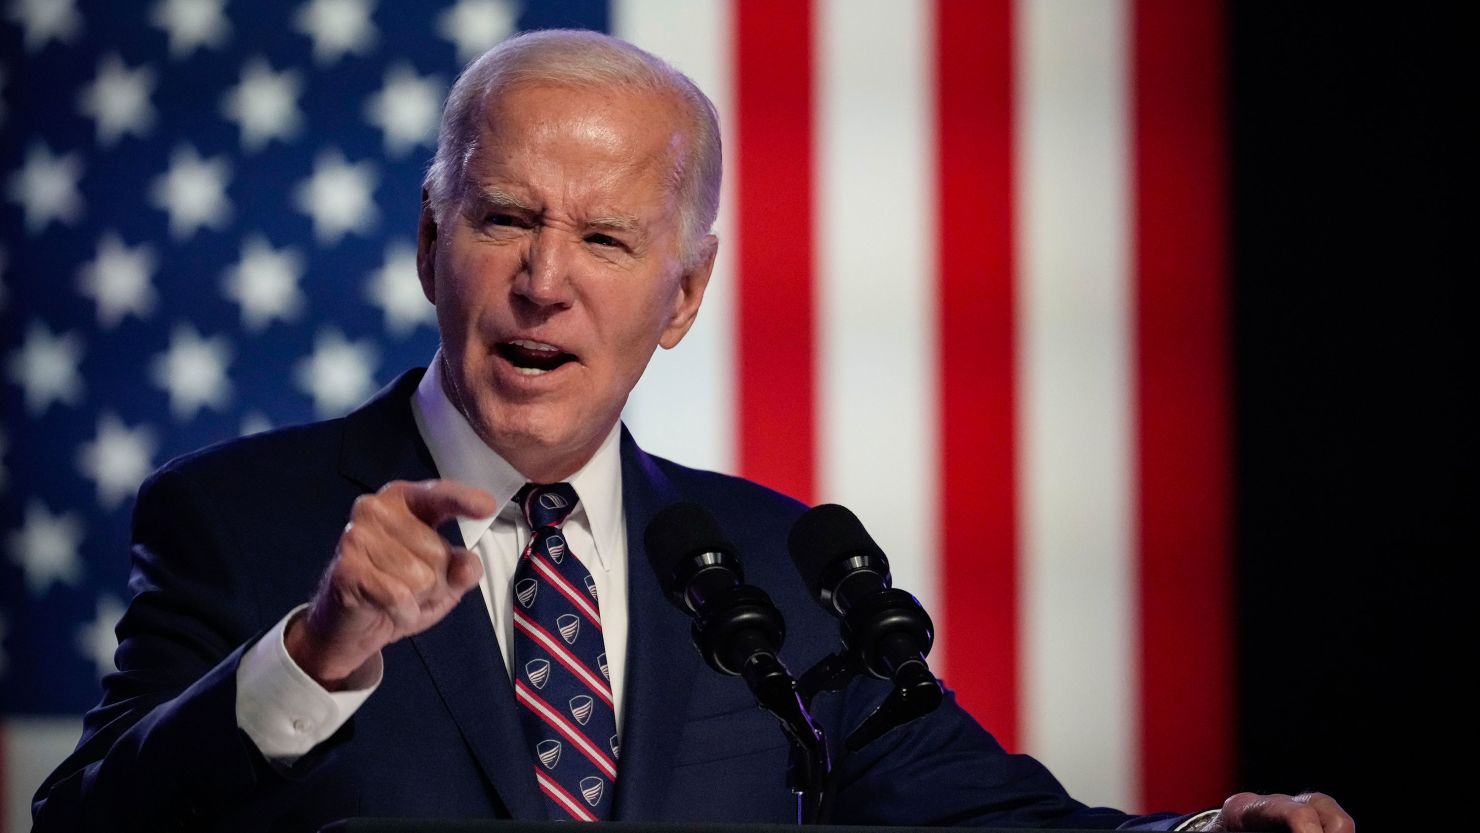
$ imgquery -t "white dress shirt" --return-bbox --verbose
[236,356,630,761]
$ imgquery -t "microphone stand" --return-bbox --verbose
[739,652,831,825]
[690,587,832,824]
[833,594,944,750]
[794,594,946,811]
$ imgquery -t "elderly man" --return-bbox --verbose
[33,29,1350,833]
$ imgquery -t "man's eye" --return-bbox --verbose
[485,213,525,228]
[586,233,622,248]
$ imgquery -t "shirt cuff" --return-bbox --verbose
[235,604,383,763]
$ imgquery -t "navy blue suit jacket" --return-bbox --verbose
[32,370,1180,832]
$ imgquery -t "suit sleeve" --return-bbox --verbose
[827,678,1184,829]
[29,465,337,832]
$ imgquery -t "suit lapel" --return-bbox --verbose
[406,588,545,819]
[339,370,545,820]
[612,429,705,820]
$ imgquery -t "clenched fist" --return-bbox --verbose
[285,479,497,689]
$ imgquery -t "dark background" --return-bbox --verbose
[1231,5,1472,829]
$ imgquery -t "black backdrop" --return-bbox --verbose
[1231,5,1472,829]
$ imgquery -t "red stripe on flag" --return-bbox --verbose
[735,0,816,502]
[935,0,1020,751]
[1132,0,1233,810]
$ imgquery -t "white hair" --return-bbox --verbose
[423,29,722,266]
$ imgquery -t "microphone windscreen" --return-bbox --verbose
[786,503,887,598]
[644,502,735,592]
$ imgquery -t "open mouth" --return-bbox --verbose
[496,339,577,376]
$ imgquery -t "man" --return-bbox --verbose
[32,29,1351,833]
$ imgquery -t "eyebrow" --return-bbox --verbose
[587,215,641,233]
[467,185,646,240]
[469,187,533,213]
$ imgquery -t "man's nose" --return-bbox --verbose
[514,230,576,309]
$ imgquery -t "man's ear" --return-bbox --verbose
[416,188,438,304]
[659,234,719,350]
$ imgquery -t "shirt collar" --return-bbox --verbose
[410,353,623,569]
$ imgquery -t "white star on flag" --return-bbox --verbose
[150,0,231,58]
[76,413,158,510]
[294,149,378,245]
[221,58,305,153]
[364,63,444,157]
[8,0,83,53]
[76,595,126,680]
[77,232,159,329]
[76,53,157,146]
[222,236,306,330]
[7,321,85,415]
[150,145,233,240]
[294,328,379,417]
[437,0,517,63]
[150,323,234,419]
[294,0,377,65]
[220,58,304,153]
[8,500,86,596]
[6,143,85,234]
[366,241,434,336]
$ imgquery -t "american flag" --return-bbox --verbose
[0,1,1230,829]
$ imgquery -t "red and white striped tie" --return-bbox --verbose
[510,482,619,821]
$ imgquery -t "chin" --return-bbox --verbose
[479,414,559,453]
[477,410,577,464]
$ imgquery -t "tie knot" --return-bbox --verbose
[516,482,579,530]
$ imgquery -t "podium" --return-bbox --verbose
[322,822,1122,833]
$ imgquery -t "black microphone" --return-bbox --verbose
[645,502,832,823]
[788,503,942,749]
[644,502,788,684]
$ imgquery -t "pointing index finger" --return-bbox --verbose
[399,479,498,526]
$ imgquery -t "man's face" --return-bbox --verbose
[418,82,715,481]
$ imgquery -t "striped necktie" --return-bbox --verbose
[510,482,619,821]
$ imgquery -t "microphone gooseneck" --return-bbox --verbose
[787,503,943,750]
[644,502,831,823]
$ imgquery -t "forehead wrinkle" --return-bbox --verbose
[552,162,667,237]
[463,94,686,240]
[468,178,650,245]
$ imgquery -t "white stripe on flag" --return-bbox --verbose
[615,0,738,475]
[1017,0,1136,810]
[816,0,943,668]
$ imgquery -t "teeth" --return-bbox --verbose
[510,339,560,352]
[514,366,549,376]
